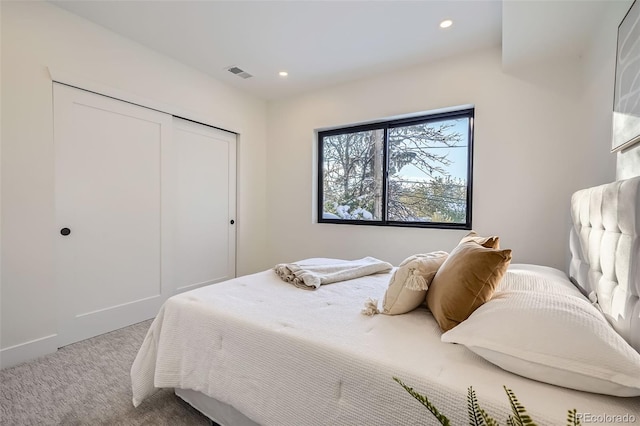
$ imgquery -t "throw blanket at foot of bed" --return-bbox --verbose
[274,257,393,290]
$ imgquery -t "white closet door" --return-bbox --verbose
[172,117,236,293]
[54,84,173,347]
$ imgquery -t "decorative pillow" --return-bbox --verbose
[441,289,640,397]
[459,231,500,249]
[426,241,512,331]
[382,252,448,315]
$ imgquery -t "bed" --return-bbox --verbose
[131,177,640,425]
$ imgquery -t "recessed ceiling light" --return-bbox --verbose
[279,71,288,77]
[440,19,453,29]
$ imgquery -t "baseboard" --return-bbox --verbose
[0,334,58,369]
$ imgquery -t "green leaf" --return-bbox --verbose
[504,386,537,426]
[567,409,581,426]
[479,409,500,426]
[467,386,485,426]
[393,377,451,426]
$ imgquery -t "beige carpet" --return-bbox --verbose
[0,320,211,425]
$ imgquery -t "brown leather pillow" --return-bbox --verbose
[426,240,512,331]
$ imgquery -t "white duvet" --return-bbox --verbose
[131,264,640,425]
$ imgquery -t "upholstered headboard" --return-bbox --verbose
[569,176,640,353]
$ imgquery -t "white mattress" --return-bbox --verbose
[131,265,640,425]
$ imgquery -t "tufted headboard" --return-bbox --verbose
[569,176,640,353]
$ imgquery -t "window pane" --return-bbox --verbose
[387,118,469,223]
[321,129,384,220]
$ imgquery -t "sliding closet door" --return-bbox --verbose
[54,83,172,347]
[171,118,236,293]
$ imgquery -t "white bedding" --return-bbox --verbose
[131,265,640,425]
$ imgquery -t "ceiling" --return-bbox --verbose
[51,0,616,101]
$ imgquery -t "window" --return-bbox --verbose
[318,107,473,229]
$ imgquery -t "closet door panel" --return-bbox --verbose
[173,118,236,293]
[54,83,172,347]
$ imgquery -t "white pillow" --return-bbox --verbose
[441,289,640,397]
[498,264,584,296]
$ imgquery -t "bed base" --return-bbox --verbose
[175,388,259,426]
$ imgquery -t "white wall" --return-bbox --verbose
[0,1,268,366]
[267,47,593,271]
[582,0,640,181]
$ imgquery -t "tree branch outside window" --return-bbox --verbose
[318,108,473,229]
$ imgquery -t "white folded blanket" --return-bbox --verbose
[274,257,393,290]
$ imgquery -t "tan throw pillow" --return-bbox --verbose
[382,251,448,315]
[460,231,500,249]
[426,241,512,331]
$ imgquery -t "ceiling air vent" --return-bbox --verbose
[227,66,253,79]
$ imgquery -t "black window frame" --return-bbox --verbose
[317,107,474,229]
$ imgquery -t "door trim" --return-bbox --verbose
[47,66,240,134]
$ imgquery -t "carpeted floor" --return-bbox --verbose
[0,320,212,425]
